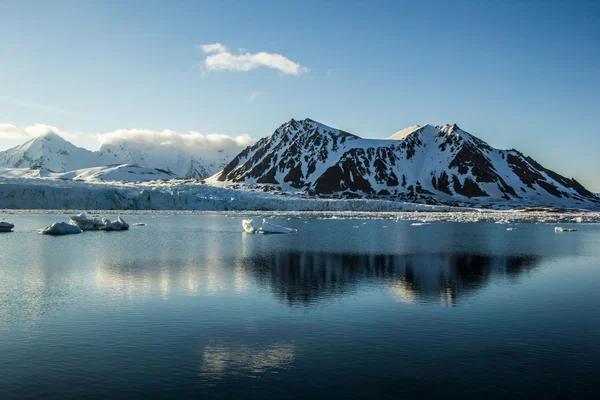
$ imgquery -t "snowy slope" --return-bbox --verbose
[210,118,599,208]
[0,164,178,182]
[0,132,112,172]
[0,131,239,179]
[98,140,239,178]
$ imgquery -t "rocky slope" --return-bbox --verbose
[210,118,599,207]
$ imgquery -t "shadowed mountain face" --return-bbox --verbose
[214,118,598,207]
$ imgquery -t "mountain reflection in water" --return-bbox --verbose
[240,252,539,306]
[94,251,539,307]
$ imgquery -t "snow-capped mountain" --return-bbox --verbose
[0,132,112,172]
[0,131,237,179]
[211,118,599,207]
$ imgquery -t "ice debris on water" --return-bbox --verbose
[133,222,146,226]
[0,221,14,232]
[411,222,431,226]
[69,213,104,231]
[39,222,82,235]
[242,219,297,234]
[69,213,129,231]
[260,219,297,234]
[555,227,577,232]
[242,219,256,233]
[99,217,129,231]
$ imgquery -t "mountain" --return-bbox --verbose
[0,132,237,179]
[210,118,599,207]
[0,132,111,172]
[97,140,237,178]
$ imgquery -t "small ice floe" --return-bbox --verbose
[260,219,297,234]
[0,221,15,232]
[39,222,82,235]
[242,219,256,233]
[69,213,104,231]
[133,222,146,227]
[411,222,431,226]
[242,219,296,234]
[99,216,130,231]
[555,227,577,232]
[506,227,515,231]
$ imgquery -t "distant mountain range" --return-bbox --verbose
[0,131,238,179]
[210,118,599,207]
[1,119,597,208]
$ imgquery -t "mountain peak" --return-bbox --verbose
[214,118,598,207]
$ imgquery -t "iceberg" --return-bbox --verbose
[242,219,256,233]
[39,222,82,235]
[242,218,296,234]
[69,213,104,231]
[260,219,297,234]
[555,227,577,232]
[99,216,130,231]
[0,221,14,232]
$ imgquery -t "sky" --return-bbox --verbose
[1,0,599,190]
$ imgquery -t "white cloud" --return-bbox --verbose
[96,128,255,155]
[0,124,24,139]
[197,43,309,76]
[248,91,262,102]
[1,123,255,156]
[0,123,79,141]
[197,43,227,54]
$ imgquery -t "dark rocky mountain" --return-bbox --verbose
[210,118,598,207]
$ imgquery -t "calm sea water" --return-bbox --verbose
[1,213,599,399]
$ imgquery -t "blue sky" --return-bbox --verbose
[1,0,599,190]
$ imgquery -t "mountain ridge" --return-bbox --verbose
[0,131,236,178]
[210,118,598,207]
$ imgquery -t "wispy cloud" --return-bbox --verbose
[198,43,227,54]
[0,96,74,116]
[248,91,262,102]
[0,123,79,142]
[196,43,309,76]
[0,124,24,139]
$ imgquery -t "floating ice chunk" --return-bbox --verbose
[242,218,296,234]
[555,227,577,232]
[259,219,297,234]
[242,219,256,233]
[117,216,129,230]
[0,221,14,232]
[506,227,514,231]
[411,222,431,226]
[133,222,146,226]
[69,213,104,231]
[99,216,129,231]
[39,222,82,235]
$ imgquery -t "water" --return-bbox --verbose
[1,213,600,399]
